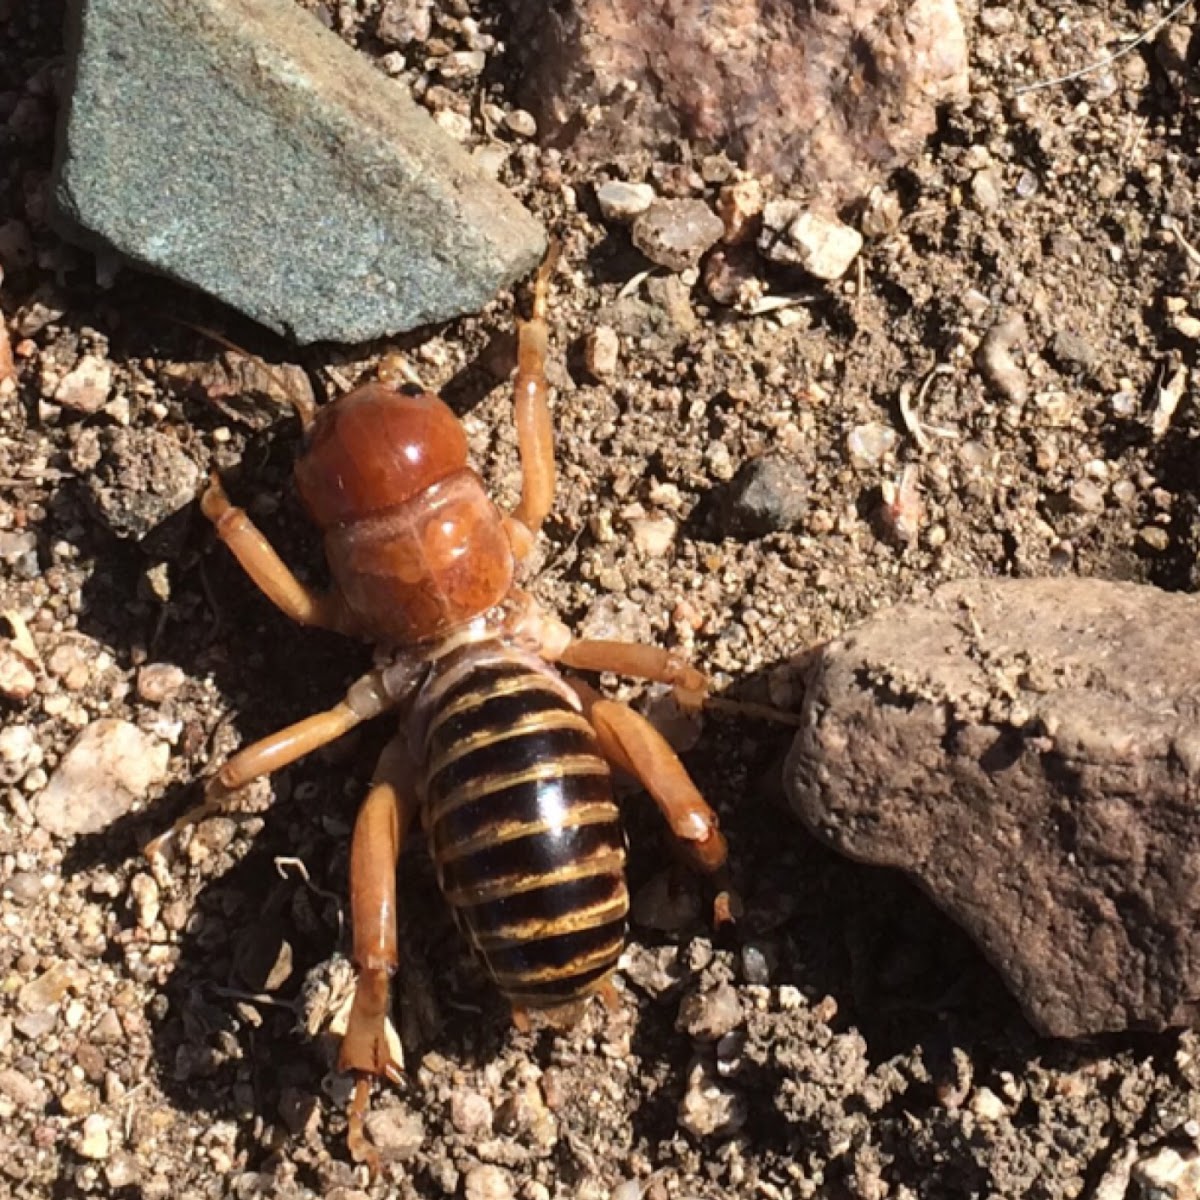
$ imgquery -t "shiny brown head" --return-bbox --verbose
[295,385,515,644]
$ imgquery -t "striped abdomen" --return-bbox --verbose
[420,653,628,1009]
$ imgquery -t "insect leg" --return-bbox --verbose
[340,735,420,1170]
[556,638,801,726]
[570,682,733,923]
[508,246,559,553]
[146,670,398,859]
[202,474,354,632]
[556,639,709,710]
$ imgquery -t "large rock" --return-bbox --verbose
[54,0,546,343]
[507,0,969,204]
[785,578,1200,1038]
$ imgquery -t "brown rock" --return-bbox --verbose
[631,199,724,271]
[785,577,1200,1038]
[508,0,968,203]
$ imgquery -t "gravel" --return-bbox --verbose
[4,0,1200,1195]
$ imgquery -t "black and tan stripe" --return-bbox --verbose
[420,653,629,1005]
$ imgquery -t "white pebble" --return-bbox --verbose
[76,1114,112,1160]
[35,719,170,837]
[595,180,655,223]
[584,326,620,379]
[629,515,677,558]
[847,422,896,467]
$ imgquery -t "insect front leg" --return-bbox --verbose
[339,735,420,1171]
[202,473,355,633]
[506,246,559,560]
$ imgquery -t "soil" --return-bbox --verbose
[1,1,1199,1198]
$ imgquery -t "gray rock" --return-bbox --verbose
[77,427,201,546]
[54,0,546,343]
[785,577,1200,1038]
[721,456,808,537]
[36,718,170,837]
[1050,329,1099,374]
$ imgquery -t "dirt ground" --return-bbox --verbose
[2,1,1200,1197]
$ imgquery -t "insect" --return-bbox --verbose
[148,253,731,1166]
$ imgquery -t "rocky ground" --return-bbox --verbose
[1,1,1199,1198]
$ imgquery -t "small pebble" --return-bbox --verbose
[584,325,621,379]
[628,514,677,557]
[35,718,170,837]
[631,199,724,272]
[676,983,744,1041]
[76,1114,112,1160]
[93,1010,124,1043]
[82,428,202,544]
[464,1164,515,1200]
[971,169,1003,211]
[130,873,161,930]
[450,1089,494,1138]
[716,178,764,244]
[378,0,431,45]
[1014,170,1039,199]
[1172,314,1200,340]
[677,1060,747,1138]
[595,180,655,223]
[0,720,36,768]
[46,640,94,691]
[0,644,37,701]
[977,313,1030,403]
[847,423,897,468]
[136,662,186,704]
[969,1086,1006,1121]
[861,188,902,238]
[363,1107,424,1161]
[504,109,537,138]
[437,49,486,79]
[980,7,1015,33]
[0,528,37,564]
[1069,479,1106,513]
[1050,330,1098,373]
[2,871,43,905]
[760,202,863,279]
[721,456,808,536]
[0,1067,48,1111]
[1131,1146,1200,1197]
[54,354,113,414]
[620,945,682,997]
[1139,526,1170,551]
[19,961,82,1013]
[104,1152,140,1190]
